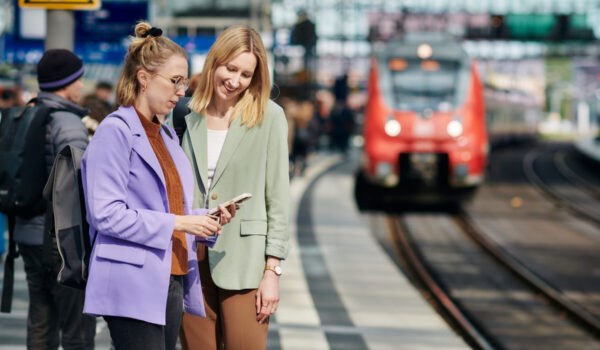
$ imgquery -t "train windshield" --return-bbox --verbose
[380,58,463,113]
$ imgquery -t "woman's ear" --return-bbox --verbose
[137,70,149,91]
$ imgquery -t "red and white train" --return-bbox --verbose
[355,34,488,208]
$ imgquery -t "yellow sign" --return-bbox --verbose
[19,0,101,10]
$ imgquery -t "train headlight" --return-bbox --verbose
[446,120,463,138]
[418,44,433,59]
[384,118,401,137]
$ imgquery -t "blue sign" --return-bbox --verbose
[4,0,215,65]
[4,34,217,65]
[173,36,216,53]
[75,1,149,43]
[5,0,148,63]
[3,35,126,64]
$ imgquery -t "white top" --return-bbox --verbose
[206,128,228,189]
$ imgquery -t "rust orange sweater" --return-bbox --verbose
[137,109,188,275]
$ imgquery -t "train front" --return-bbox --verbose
[357,35,488,206]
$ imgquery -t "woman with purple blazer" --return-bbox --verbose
[80,23,232,350]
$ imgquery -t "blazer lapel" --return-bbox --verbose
[211,116,245,188]
[187,113,209,191]
[132,137,167,189]
[119,106,167,190]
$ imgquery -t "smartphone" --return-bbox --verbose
[207,193,252,217]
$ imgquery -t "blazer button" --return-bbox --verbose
[211,193,218,200]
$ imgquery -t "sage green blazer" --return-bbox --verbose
[181,100,290,290]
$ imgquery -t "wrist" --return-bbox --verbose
[266,256,281,265]
[173,215,185,231]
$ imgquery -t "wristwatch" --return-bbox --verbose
[264,265,282,276]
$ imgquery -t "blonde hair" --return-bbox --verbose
[116,22,188,107]
[189,25,270,128]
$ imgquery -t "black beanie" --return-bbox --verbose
[37,49,84,92]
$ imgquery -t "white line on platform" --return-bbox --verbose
[277,154,343,350]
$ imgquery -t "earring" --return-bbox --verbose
[142,85,146,93]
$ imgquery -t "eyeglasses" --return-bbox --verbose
[153,73,189,91]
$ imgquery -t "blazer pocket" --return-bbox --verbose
[95,242,146,266]
[240,220,267,236]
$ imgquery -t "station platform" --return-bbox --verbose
[274,153,468,350]
[575,137,600,163]
[0,153,468,350]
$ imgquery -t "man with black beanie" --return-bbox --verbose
[14,48,96,349]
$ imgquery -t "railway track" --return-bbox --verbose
[554,150,600,198]
[523,145,600,226]
[388,213,600,350]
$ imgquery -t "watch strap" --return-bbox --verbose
[264,265,282,276]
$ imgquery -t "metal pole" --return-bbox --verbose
[45,10,74,51]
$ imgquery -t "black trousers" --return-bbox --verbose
[105,275,184,350]
[18,243,96,350]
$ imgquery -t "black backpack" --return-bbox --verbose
[0,99,55,218]
[43,145,95,290]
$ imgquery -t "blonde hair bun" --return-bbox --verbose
[134,22,152,38]
[115,22,187,107]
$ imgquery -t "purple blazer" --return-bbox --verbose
[81,106,206,325]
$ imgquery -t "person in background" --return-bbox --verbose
[290,100,314,177]
[179,25,290,350]
[280,97,297,176]
[81,22,233,350]
[81,81,114,135]
[330,73,355,154]
[15,48,96,350]
[333,73,349,103]
[0,89,18,108]
[186,72,203,97]
[94,81,113,103]
[309,90,334,151]
[0,88,16,265]
[329,101,355,155]
[81,81,113,123]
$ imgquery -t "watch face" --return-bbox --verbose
[274,266,282,275]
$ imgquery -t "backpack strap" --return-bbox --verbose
[41,200,54,273]
[36,97,59,271]
[1,215,17,313]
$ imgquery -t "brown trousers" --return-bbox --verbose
[179,246,269,350]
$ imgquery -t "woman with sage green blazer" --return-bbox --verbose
[179,26,289,350]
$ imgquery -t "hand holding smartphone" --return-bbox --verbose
[198,193,251,248]
[207,193,252,218]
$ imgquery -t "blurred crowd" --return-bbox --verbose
[282,74,362,178]
[0,70,363,182]
[0,80,115,137]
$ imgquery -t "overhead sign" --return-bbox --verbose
[75,1,148,42]
[19,0,101,11]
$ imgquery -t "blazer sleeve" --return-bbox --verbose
[264,105,290,259]
[82,117,174,250]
